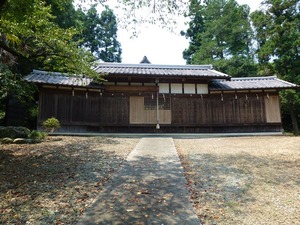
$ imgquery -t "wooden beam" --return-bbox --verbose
[105,85,158,92]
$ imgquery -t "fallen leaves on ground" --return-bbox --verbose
[175,136,300,225]
[0,136,139,224]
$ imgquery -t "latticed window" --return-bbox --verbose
[144,97,156,110]
[144,96,171,110]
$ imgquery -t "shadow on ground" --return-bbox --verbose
[180,151,300,224]
[77,153,200,225]
[0,137,128,224]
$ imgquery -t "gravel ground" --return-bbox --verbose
[0,136,139,225]
[175,136,300,225]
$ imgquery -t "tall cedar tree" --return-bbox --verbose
[251,0,300,134]
[78,6,122,62]
[182,0,257,77]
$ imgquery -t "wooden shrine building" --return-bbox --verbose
[25,60,298,133]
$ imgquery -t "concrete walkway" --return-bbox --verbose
[77,138,200,225]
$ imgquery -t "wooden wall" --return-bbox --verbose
[38,87,282,132]
[264,95,281,123]
[129,96,171,124]
[38,89,128,129]
[171,94,267,125]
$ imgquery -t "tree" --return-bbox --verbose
[0,0,97,76]
[0,0,186,70]
[106,0,189,31]
[78,6,122,62]
[181,0,204,64]
[0,0,98,125]
[45,0,78,29]
[251,0,300,134]
[0,0,214,126]
[182,0,257,77]
[0,0,125,126]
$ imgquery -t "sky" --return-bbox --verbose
[117,0,263,65]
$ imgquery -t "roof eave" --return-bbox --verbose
[34,83,104,89]
[209,87,297,91]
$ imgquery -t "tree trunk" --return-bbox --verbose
[290,105,299,135]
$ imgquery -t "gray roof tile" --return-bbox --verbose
[95,63,230,79]
[25,70,298,91]
[25,70,100,88]
[210,76,298,90]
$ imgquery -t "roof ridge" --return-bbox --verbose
[230,76,277,81]
[32,69,86,78]
[96,63,213,70]
[32,69,68,77]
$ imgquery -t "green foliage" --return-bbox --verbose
[0,126,30,139]
[0,127,47,144]
[104,0,188,32]
[251,0,300,134]
[181,0,204,64]
[0,64,36,105]
[0,0,99,78]
[43,117,60,132]
[0,0,114,129]
[77,6,122,62]
[251,0,300,82]
[45,0,78,29]
[182,0,256,77]
[280,90,300,134]
[0,111,5,123]
[28,130,47,140]
[183,0,299,133]
[0,65,20,100]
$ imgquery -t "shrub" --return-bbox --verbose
[43,117,60,133]
[0,126,30,139]
[28,130,47,140]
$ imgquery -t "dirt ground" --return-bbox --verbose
[0,136,139,225]
[1,135,300,225]
[175,136,300,225]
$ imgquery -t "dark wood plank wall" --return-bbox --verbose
[39,89,128,126]
[171,94,266,125]
[99,96,129,125]
[38,88,280,132]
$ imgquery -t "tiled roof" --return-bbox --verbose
[210,76,298,90]
[25,70,100,88]
[95,63,230,79]
[25,70,298,91]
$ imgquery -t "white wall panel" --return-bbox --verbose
[130,82,143,86]
[197,84,208,94]
[117,82,129,86]
[184,84,196,94]
[171,83,182,94]
[159,83,169,93]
